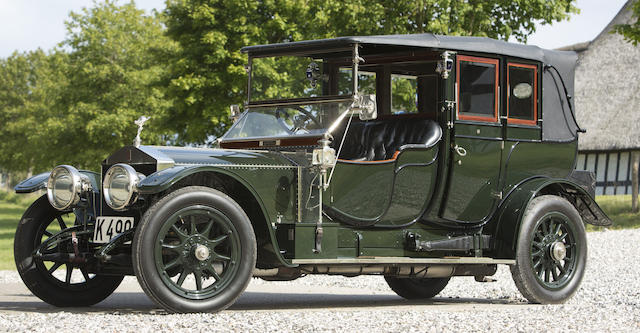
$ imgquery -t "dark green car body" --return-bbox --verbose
[14,34,612,310]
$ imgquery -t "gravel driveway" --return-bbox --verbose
[0,228,638,332]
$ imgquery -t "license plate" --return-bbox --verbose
[93,216,134,243]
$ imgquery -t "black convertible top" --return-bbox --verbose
[241,33,574,65]
[242,34,580,142]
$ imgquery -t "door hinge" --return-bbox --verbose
[445,100,456,112]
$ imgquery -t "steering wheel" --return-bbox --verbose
[275,107,322,134]
[291,106,321,127]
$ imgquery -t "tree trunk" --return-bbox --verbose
[632,151,639,213]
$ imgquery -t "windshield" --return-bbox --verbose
[223,101,352,139]
[250,54,376,102]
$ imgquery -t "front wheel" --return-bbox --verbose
[510,195,587,304]
[14,195,123,307]
[132,186,256,313]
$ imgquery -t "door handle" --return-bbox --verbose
[454,145,467,157]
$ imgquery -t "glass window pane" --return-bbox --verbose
[338,69,376,95]
[224,101,351,139]
[458,60,496,119]
[391,74,418,114]
[509,66,535,121]
[251,56,371,101]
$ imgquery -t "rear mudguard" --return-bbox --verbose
[138,164,294,267]
[14,170,100,194]
[492,177,611,259]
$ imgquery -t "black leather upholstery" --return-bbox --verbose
[333,117,442,161]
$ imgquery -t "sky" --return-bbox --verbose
[0,0,631,58]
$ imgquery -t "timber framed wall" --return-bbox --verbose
[576,151,638,195]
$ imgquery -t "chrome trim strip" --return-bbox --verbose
[247,97,353,108]
[221,133,322,144]
[297,166,302,223]
[292,257,515,265]
[174,162,298,169]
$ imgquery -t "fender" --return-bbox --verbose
[492,177,612,259]
[138,164,295,267]
[14,170,101,194]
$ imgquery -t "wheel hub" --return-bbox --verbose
[194,244,210,261]
[550,241,566,261]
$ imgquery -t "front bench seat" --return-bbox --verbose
[334,117,442,162]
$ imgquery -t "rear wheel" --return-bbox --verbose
[510,195,587,304]
[14,195,123,307]
[385,276,450,300]
[133,186,256,313]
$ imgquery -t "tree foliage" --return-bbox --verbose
[0,50,65,173]
[0,0,579,173]
[58,1,177,168]
[0,1,176,172]
[614,0,640,46]
[163,0,578,144]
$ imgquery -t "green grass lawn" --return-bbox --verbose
[589,195,640,231]
[0,191,39,270]
[0,191,638,270]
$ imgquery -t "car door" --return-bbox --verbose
[440,55,503,222]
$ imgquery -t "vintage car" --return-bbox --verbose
[13,34,611,313]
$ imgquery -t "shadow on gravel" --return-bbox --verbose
[0,291,523,314]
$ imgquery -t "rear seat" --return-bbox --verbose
[333,117,442,161]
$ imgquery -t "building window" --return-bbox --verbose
[457,56,499,122]
[507,63,537,126]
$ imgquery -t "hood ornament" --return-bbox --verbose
[133,116,151,148]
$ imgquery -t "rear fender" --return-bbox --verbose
[492,178,611,259]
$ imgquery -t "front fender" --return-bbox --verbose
[492,177,612,259]
[14,170,100,194]
[138,164,295,268]
[137,164,274,227]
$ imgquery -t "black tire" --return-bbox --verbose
[385,276,450,300]
[510,195,587,304]
[132,186,256,313]
[14,195,124,307]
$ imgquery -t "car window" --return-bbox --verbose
[338,69,376,95]
[391,74,418,114]
[223,101,351,139]
[508,63,537,125]
[457,56,499,122]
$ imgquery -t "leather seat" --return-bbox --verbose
[333,117,442,161]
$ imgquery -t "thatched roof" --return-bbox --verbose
[557,41,590,53]
[573,0,640,151]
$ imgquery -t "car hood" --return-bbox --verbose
[103,145,297,172]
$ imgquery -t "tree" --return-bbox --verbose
[0,50,68,173]
[163,0,578,143]
[614,0,640,46]
[55,0,178,169]
[0,0,580,173]
[0,1,177,173]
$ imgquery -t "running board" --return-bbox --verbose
[291,257,515,265]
